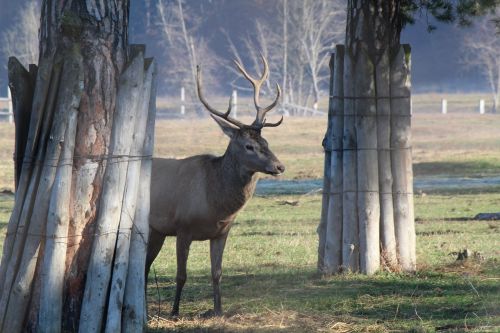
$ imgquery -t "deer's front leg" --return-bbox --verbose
[210,233,228,316]
[172,232,192,317]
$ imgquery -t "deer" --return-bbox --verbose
[145,56,285,317]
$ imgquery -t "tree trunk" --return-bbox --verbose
[318,0,416,274]
[0,0,157,331]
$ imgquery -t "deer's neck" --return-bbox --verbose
[213,151,258,214]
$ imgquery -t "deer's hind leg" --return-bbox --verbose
[171,232,192,317]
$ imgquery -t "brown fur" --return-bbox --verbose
[146,122,284,317]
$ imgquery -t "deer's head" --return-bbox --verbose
[197,56,285,176]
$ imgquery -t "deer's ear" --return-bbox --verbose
[210,114,239,138]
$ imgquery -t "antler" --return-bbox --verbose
[233,54,282,128]
[196,65,247,128]
[196,55,282,130]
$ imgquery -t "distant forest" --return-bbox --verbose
[0,0,492,100]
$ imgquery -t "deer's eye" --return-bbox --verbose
[245,144,254,151]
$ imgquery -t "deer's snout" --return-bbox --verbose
[276,163,285,174]
[267,161,285,175]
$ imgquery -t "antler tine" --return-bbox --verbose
[234,55,282,129]
[196,65,246,128]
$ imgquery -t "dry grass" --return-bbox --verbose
[1,96,499,189]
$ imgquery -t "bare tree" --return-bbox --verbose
[0,1,40,68]
[463,15,500,113]
[225,0,345,111]
[287,0,345,107]
[156,0,219,115]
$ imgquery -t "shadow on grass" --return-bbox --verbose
[146,261,500,332]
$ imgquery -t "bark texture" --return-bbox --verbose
[0,0,156,331]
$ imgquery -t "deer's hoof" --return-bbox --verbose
[170,310,180,319]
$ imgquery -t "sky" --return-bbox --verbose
[0,0,491,96]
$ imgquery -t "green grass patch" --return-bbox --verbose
[139,192,500,332]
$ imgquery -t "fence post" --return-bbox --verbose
[232,90,237,119]
[479,99,485,114]
[180,86,185,115]
[8,88,13,124]
[441,99,447,114]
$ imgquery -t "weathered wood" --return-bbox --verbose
[1,58,65,333]
[323,45,344,274]
[105,51,153,333]
[390,44,416,272]
[0,58,53,298]
[7,57,36,190]
[0,59,61,330]
[79,51,145,333]
[342,54,359,272]
[355,50,380,275]
[37,52,83,333]
[376,49,397,269]
[122,58,157,333]
[318,54,334,271]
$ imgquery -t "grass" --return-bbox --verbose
[145,192,500,332]
[0,94,499,331]
[0,191,498,332]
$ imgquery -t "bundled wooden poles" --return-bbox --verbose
[318,44,416,275]
[0,47,156,331]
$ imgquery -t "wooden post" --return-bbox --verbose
[324,45,344,274]
[318,54,334,272]
[441,99,447,114]
[79,51,145,333]
[105,52,154,333]
[38,53,83,333]
[376,49,397,268]
[7,58,36,190]
[391,45,416,272]
[479,99,485,114]
[122,59,157,332]
[342,53,359,272]
[181,86,185,115]
[355,50,380,275]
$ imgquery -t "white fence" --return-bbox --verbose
[0,88,13,123]
[158,87,326,119]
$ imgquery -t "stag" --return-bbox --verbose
[146,56,284,317]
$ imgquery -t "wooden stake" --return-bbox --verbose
[37,52,83,333]
[355,49,380,275]
[324,45,344,274]
[0,58,53,297]
[390,44,416,272]
[122,58,157,333]
[105,51,154,333]
[7,57,36,190]
[1,59,65,333]
[79,50,145,333]
[376,49,397,269]
[0,59,61,330]
[342,54,359,272]
[318,54,334,272]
